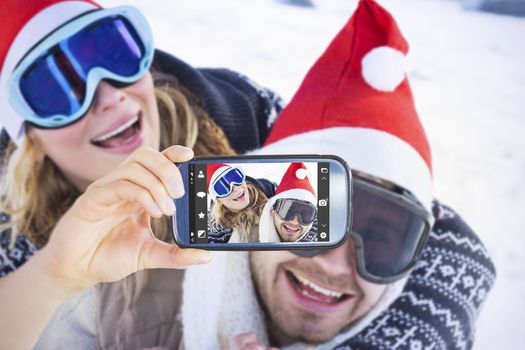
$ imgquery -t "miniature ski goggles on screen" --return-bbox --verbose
[293,172,434,284]
[8,6,154,129]
[273,198,317,226]
[211,167,246,199]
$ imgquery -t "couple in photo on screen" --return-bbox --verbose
[206,162,319,244]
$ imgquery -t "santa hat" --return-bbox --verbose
[0,0,101,144]
[273,162,316,206]
[207,163,235,200]
[252,0,433,210]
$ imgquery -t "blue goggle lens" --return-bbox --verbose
[213,168,245,198]
[18,15,146,122]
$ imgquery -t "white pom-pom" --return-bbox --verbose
[361,46,406,92]
[295,168,307,180]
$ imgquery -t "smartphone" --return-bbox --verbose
[173,154,351,251]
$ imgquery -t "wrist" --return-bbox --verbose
[27,249,88,300]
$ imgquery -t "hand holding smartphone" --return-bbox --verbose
[173,155,351,251]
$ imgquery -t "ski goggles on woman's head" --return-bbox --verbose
[273,198,317,226]
[293,172,434,284]
[8,6,154,129]
[211,167,246,199]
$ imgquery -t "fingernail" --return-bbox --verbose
[179,145,194,157]
[178,145,192,152]
[171,178,185,198]
[166,197,176,214]
[152,203,163,216]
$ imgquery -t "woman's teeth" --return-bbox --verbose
[233,190,245,200]
[92,116,139,143]
[91,116,141,148]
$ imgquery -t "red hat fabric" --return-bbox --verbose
[0,0,101,143]
[253,0,433,209]
[273,162,316,205]
[207,163,234,200]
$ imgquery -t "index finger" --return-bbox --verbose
[160,145,194,199]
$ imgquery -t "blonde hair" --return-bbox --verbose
[213,182,268,242]
[0,73,236,248]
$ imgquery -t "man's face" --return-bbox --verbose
[270,207,311,242]
[250,239,386,345]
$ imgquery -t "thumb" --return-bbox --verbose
[161,145,194,163]
[138,238,211,270]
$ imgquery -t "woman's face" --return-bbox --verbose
[218,183,250,212]
[31,72,160,191]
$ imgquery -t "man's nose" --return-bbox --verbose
[312,238,357,276]
[288,215,301,226]
[91,80,126,114]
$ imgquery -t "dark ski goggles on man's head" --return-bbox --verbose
[293,171,434,284]
[8,6,154,129]
[211,167,246,198]
[273,198,317,226]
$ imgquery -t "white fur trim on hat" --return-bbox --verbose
[361,46,407,92]
[274,188,316,206]
[251,127,433,210]
[0,1,98,143]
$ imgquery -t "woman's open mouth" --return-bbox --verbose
[90,113,143,154]
[232,189,245,201]
[285,269,352,310]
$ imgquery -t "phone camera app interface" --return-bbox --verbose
[189,162,330,244]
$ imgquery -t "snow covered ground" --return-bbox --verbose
[101,0,525,348]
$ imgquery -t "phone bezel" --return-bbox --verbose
[173,154,352,251]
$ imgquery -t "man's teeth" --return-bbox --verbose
[284,224,299,232]
[92,116,138,142]
[295,274,344,299]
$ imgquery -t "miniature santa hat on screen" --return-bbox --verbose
[0,0,101,144]
[271,162,316,206]
[253,0,433,209]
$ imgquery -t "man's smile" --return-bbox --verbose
[284,268,354,312]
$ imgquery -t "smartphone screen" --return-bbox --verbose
[174,155,351,250]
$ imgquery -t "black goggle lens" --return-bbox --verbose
[273,199,317,226]
[352,184,427,279]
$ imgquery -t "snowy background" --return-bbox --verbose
[99,0,524,348]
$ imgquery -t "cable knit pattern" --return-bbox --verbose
[331,201,496,350]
